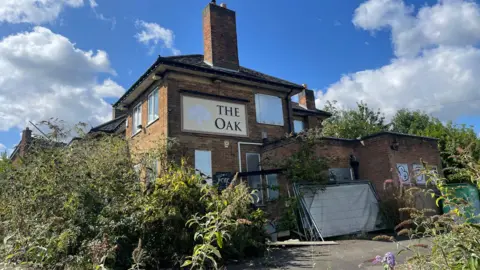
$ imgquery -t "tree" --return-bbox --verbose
[321,101,387,139]
[390,110,480,182]
[390,109,432,134]
[0,152,10,174]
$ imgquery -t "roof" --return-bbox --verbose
[291,102,332,117]
[361,131,439,141]
[9,137,66,160]
[89,115,127,134]
[263,131,438,150]
[114,54,304,107]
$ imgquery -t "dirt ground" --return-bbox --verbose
[227,238,430,270]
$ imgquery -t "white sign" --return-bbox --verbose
[396,163,410,184]
[182,95,247,136]
[412,164,426,185]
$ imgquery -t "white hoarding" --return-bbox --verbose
[182,95,247,136]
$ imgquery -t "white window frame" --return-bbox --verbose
[195,150,212,185]
[147,87,159,125]
[255,94,284,126]
[293,120,305,133]
[132,103,142,135]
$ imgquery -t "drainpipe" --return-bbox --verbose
[238,142,263,172]
[285,89,295,134]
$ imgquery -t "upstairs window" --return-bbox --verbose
[132,103,142,135]
[255,94,284,126]
[294,120,305,133]
[148,88,159,124]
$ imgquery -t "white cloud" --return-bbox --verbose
[89,0,98,8]
[0,143,5,151]
[93,78,125,97]
[0,26,122,131]
[0,0,84,24]
[88,0,116,30]
[316,0,480,122]
[353,0,480,57]
[135,20,180,55]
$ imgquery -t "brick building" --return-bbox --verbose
[91,2,442,214]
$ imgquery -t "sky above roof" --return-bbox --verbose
[0,0,479,153]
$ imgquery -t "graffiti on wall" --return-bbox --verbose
[396,163,410,184]
[397,163,438,185]
[412,164,425,185]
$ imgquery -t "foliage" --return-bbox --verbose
[276,197,300,232]
[183,181,267,269]
[0,152,10,174]
[391,109,480,182]
[278,128,330,186]
[321,100,387,139]
[0,122,266,269]
[373,151,480,269]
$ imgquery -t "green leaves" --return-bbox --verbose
[322,100,387,139]
[215,232,223,248]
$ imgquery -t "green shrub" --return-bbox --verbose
[0,123,266,269]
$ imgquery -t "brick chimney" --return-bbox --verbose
[298,89,316,110]
[19,127,32,157]
[203,2,239,70]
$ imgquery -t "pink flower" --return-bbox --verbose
[372,255,382,264]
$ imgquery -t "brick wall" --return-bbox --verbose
[262,137,355,170]
[356,133,441,199]
[125,82,168,160]
[166,72,290,173]
[355,136,394,199]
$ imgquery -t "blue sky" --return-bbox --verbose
[0,0,479,153]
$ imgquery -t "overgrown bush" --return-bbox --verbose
[0,122,266,269]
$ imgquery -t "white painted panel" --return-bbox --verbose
[182,95,247,136]
[396,163,410,184]
[301,184,381,238]
[412,164,426,185]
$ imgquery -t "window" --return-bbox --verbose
[255,94,284,126]
[132,103,142,135]
[266,174,279,200]
[294,120,305,133]
[147,160,158,184]
[195,150,212,185]
[147,88,159,124]
[246,153,263,204]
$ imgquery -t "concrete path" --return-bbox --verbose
[228,238,429,269]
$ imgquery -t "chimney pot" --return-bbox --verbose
[220,3,227,8]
